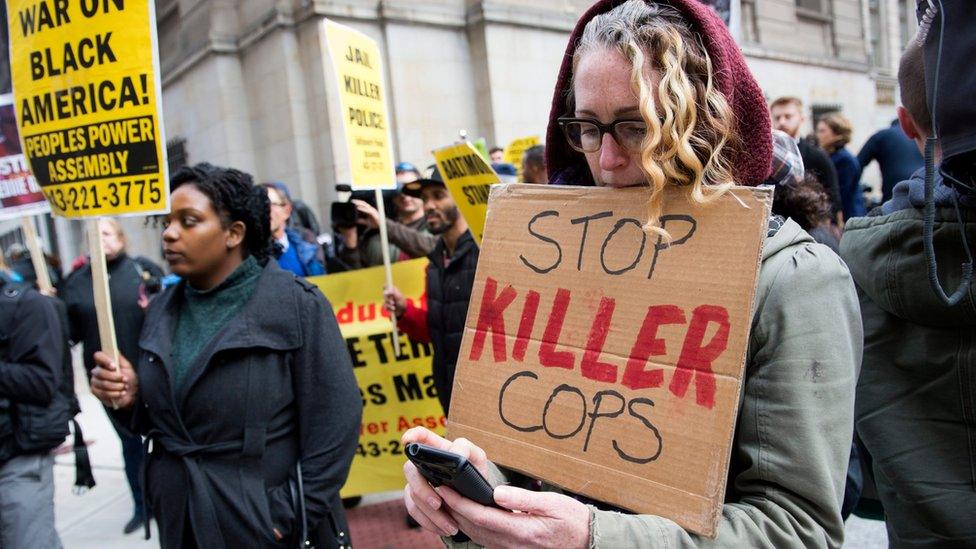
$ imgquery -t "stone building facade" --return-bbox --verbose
[15,0,917,269]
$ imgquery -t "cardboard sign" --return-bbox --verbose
[447,184,771,537]
[7,0,168,218]
[0,94,49,220]
[432,141,500,246]
[323,20,395,190]
[503,135,540,180]
[310,259,447,497]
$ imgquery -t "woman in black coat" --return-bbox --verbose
[90,163,361,548]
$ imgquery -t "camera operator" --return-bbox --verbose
[334,163,437,270]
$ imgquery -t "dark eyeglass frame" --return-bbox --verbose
[557,116,647,153]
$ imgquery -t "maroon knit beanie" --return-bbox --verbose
[545,0,772,187]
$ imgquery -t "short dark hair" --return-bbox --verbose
[523,144,545,169]
[489,146,504,155]
[772,174,832,230]
[898,38,931,134]
[171,163,274,263]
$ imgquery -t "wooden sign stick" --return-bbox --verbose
[86,219,120,409]
[20,216,53,295]
[374,188,401,358]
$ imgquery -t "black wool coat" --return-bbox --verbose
[117,260,361,549]
[425,231,479,412]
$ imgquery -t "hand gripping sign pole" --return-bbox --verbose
[86,219,120,409]
[374,187,399,354]
[324,19,401,357]
[8,1,170,407]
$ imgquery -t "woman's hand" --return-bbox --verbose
[402,427,591,549]
[90,351,139,410]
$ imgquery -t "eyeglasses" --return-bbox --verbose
[557,117,647,153]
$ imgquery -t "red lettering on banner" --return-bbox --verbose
[469,277,517,362]
[464,281,730,409]
[513,290,540,362]
[669,305,729,409]
[622,305,686,390]
[580,297,616,382]
[539,288,574,369]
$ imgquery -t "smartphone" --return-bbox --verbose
[405,442,499,542]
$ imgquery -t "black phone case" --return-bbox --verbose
[405,443,498,507]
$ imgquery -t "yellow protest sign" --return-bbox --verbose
[323,20,395,190]
[309,259,445,497]
[503,135,540,180]
[432,141,500,246]
[7,0,168,218]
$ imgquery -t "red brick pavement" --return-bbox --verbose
[346,499,442,549]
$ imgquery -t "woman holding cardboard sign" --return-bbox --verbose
[402,1,860,547]
[89,163,361,549]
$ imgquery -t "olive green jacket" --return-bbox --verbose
[448,219,861,548]
[842,207,976,547]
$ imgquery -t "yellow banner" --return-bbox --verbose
[432,142,500,246]
[323,20,395,190]
[309,258,444,497]
[503,135,540,180]
[7,0,168,218]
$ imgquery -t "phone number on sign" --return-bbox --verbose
[356,439,406,458]
[43,178,163,212]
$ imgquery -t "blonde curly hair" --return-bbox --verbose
[569,0,739,238]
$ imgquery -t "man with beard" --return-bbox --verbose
[383,171,475,413]
[770,96,844,226]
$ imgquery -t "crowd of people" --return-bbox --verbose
[0,0,972,548]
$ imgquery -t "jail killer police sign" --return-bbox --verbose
[323,19,395,190]
[7,0,168,217]
[447,184,772,537]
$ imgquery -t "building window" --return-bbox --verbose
[869,0,885,67]
[811,104,843,125]
[167,138,188,174]
[796,0,824,13]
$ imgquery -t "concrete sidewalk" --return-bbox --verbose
[54,354,155,548]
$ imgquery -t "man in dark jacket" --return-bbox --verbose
[857,119,924,203]
[384,174,477,413]
[0,274,64,548]
[771,96,844,224]
[841,26,976,546]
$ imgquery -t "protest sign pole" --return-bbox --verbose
[86,219,120,409]
[20,216,53,295]
[323,20,400,356]
[374,188,401,357]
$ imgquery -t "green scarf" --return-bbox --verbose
[171,255,263,392]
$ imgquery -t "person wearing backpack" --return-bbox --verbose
[0,273,66,548]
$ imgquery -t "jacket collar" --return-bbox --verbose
[139,260,303,397]
[428,230,476,269]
